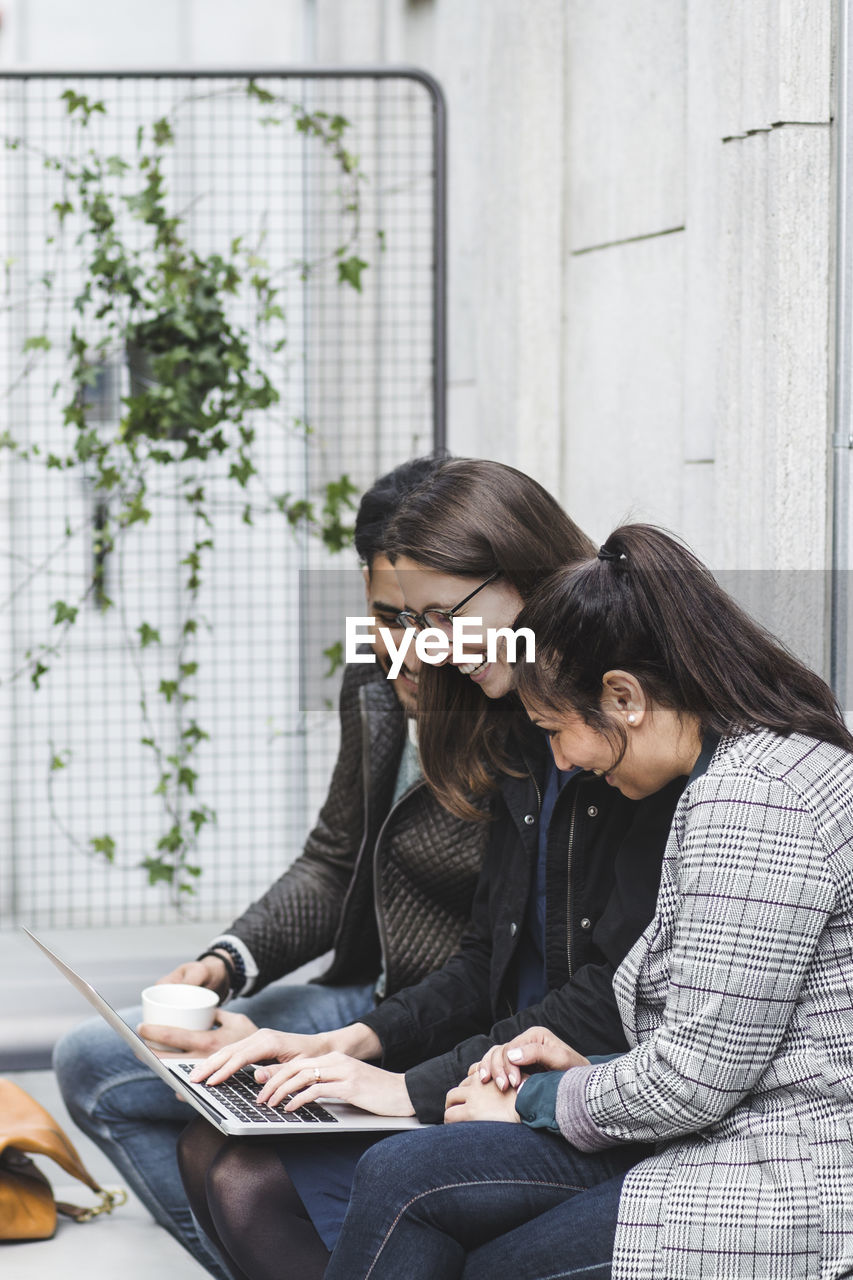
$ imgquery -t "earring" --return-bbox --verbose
[627,713,636,724]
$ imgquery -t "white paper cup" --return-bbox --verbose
[141,983,219,1031]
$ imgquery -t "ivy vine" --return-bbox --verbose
[2,82,368,897]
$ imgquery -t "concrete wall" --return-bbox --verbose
[0,0,309,66]
[324,0,835,668]
[310,0,837,601]
[3,0,835,576]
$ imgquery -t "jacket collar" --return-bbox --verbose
[687,729,722,786]
[360,673,408,805]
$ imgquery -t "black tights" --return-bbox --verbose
[177,1117,330,1280]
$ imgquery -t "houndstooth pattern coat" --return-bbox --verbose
[584,729,853,1280]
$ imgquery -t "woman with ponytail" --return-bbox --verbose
[326,524,853,1280]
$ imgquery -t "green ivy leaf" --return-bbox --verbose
[177,766,198,794]
[182,721,210,747]
[138,622,161,648]
[323,640,344,678]
[22,335,51,353]
[31,661,49,690]
[90,834,116,862]
[152,117,174,147]
[157,825,183,854]
[189,806,213,834]
[320,474,359,552]
[337,256,369,293]
[247,80,276,104]
[61,90,106,122]
[121,493,152,526]
[52,600,78,626]
[228,455,256,488]
[96,466,121,491]
[285,498,314,526]
[159,679,178,703]
[141,856,175,886]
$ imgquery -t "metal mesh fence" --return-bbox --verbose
[0,70,444,928]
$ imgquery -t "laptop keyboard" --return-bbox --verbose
[173,1063,339,1124]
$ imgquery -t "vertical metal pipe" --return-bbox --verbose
[832,0,853,715]
[430,77,448,454]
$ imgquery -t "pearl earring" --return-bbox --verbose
[627,714,636,724]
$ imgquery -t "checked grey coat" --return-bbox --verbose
[584,730,853,1280]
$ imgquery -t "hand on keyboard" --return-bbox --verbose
[254,1051,415,1118]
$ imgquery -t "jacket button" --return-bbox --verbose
[509,921,518,937]
[580,917,592,930]
[523,813,535,825]
[587,805,598,818]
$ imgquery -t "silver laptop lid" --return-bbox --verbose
[22,927,424,1135]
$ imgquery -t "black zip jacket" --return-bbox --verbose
[359,720,685,1122]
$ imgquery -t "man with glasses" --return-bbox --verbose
[53,455,490,1280]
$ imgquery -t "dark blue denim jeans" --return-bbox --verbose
[325,1121,647,1280]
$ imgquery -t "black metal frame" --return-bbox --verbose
[0,66,448,452]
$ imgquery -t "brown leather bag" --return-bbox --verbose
[0,1078,126,1241]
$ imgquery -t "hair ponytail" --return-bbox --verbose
[516,524,853,754]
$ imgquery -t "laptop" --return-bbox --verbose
[24,927,425,1136]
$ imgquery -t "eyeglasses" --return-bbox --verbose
[395,571,501,636]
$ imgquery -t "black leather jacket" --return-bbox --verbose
[223,663,489,998]
[360,720,685,1122]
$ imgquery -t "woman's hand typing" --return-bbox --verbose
[254,1052,415,1116]
[188,1021,382,1087]
[187,1023,413,1116]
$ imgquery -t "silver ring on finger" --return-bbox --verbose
[313,1067,321,1083]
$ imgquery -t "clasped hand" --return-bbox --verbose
[188,1028,415,1117]
[444,1026,589,1124]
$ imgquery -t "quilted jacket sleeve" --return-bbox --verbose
[222,665,373,993]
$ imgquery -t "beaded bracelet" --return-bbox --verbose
[209,940,247,993]
[197,948,238,999]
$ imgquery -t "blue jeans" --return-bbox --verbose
[325,1122,647,1280]
[53,979,375,1279]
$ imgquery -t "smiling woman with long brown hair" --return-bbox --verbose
[385,456,596,817]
